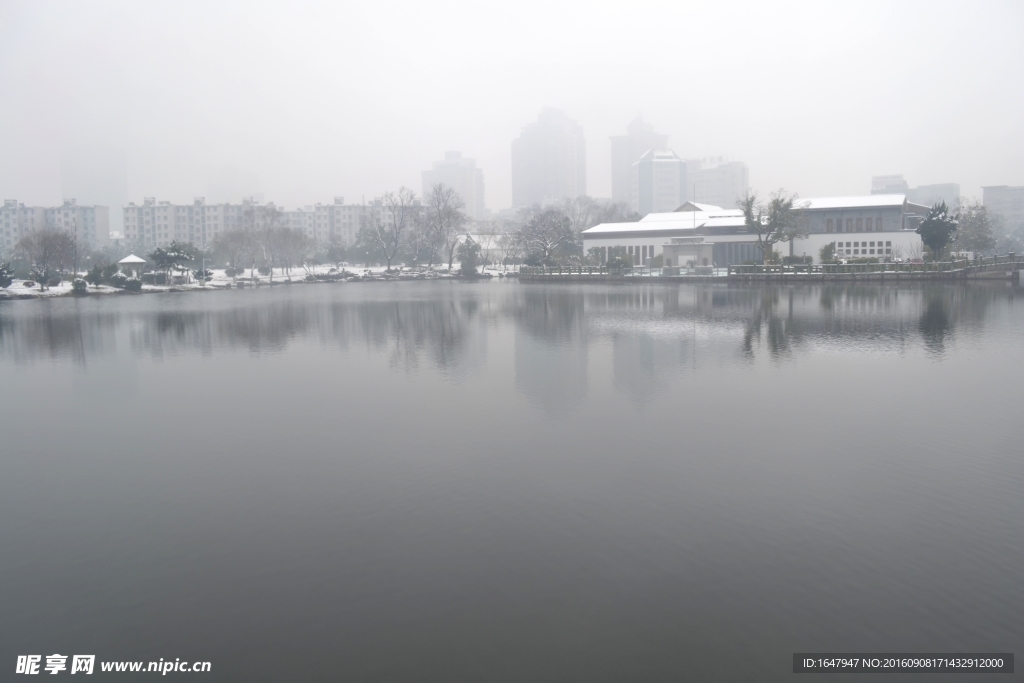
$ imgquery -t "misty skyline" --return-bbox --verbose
[1,0,1022,218]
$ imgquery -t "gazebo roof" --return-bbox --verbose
[119,254,147,264]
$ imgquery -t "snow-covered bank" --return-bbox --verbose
[0,265,519,300]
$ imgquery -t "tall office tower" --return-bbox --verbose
[631,149,686,215]
[511,108,586,208]
[685,157,749,209]
[907,183,960,210]
[983,185,1024,229]
[422,152,486,220]
[610,115,669,205]
[871,174,911,195]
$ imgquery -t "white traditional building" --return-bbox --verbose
[582,195,930,266]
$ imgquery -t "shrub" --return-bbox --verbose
[72,278,88,294]
[101,263,120,283]
[124,277,142,292]
[257,266,271,276]
[86,265,104,287]
[782,255,813,265]
[193,268,213,279]
[109,272,128,289]
[24,280,36,288]
[0,262,13,289]
[47,275,62,287]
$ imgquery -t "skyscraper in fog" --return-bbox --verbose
[684,157,749,209]
[511,109,586,208]
[631,149,686,215]
[983,185,1024,229]
[422,152,486,220]
[610,115,668,205]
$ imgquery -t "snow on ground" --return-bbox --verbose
[0,265,518,300]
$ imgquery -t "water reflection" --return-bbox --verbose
[0,283,1018,398]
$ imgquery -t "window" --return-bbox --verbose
[886,241,891,247]
[827,219,833,233]
[856,218,862,231]
[870,241,875,247]
[846,218,853,231]
[875,217,882,231]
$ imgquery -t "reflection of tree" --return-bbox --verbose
[918,291,949,355]
[508,289,585,344]
[741,288,806,360]
[509,288,587,414]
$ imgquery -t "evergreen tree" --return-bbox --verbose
[916,202,958,260]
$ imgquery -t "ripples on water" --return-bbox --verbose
[0,282,1021,682]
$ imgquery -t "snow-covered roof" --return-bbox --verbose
[584,220,703,235]
[118,254,147,264]
[674,201,724,212]
[798,194,906,210]
[641,208,741,222]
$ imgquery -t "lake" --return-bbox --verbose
[1,281,1021,681]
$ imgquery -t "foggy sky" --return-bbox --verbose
[1,0,1022,220]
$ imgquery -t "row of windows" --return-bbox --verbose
[826,217,885,233]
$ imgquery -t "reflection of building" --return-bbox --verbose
[583,195,929,266]
[511,108,586,208]
[422,152,486,221]
[0,199,109,251]
[983,185,1024,229]
[610,115,669,205]
[632,149,686,216]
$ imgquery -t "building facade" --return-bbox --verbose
[610,115,669,205]
[511,108,586,208]
[582,195,928,267]
[982,185,1024,230]
[422,152,485,221]
[873,175,960,210]
[1,199,109,253]
[122,197,375,250]
[684,157,749,210]
[631,149,686,216]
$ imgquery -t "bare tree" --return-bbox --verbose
[561,196,597,234]
[16,229,72,289]
[426,184,467,272]
[497,230,524,271]
[404,212,437,267]
[365,187,417,271]
[522,208,575,265]
[738,190,809,264]
[212,230,248,280]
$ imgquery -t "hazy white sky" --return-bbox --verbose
[1,0,1022,216]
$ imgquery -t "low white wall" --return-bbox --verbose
[790,231,923,263]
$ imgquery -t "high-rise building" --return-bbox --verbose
[871,174,911,194]
[422,152,485,221]
[983,185,1024,229]
[907,183,960,210]
[872,176,959,209]
[610,115,669,205]
[684,157,749,210]
[631,149,686,216]
[511,108,586,208]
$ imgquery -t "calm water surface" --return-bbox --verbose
[1,281,1022,681]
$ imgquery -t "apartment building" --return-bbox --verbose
[1,199,109,252]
